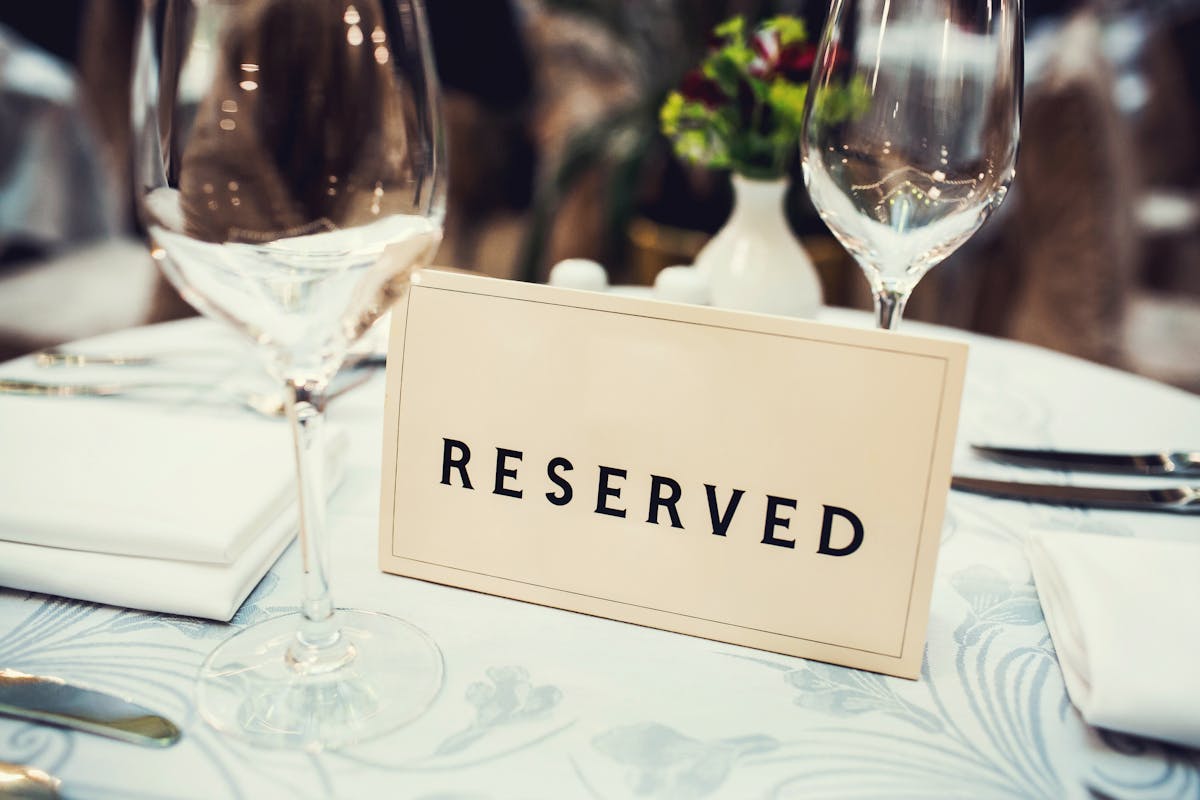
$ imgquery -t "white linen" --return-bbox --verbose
[1028,530,1200,749]
[0,397,296,562]
[0,397,346,621]
[0,507,294,621]
[2,315,1200,797]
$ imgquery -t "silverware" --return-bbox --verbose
[34,348,157,367]
[0,369,376,417]
[0,378,290,416]
[0,760,61,799]
[34,346,387,370]
[951,476,1200,514]
[0,669,180,748]
[972,444,1200,477]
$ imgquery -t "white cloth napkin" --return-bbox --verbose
[0,397,345,621]
[0,398,297,562]
[1027,530,1200,749]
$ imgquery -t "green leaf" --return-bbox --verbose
[714,15,745,41]
[746,74,771,102]
[672,127,729,168]
[767,79,807,127]
[705,53,746,95]
[763,15,807,46]
[811,75,873,125]
[659,91,684,136]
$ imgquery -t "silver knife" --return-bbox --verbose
[0,669,180,747]
[972,444,1200,477]
[951,476,1200,514]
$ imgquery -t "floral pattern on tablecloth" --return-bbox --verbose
[2,316,1199,799]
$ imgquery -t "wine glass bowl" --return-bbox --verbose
[133,0,445,750]
[801,0,1022,329]
[136,0,444,379]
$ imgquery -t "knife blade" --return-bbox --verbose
[971,444,1200,477]
[951,476,1200,514]
[0,669,180,747]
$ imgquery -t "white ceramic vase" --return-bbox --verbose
[695,174,823,319]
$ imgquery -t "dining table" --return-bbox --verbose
[0,304,1197,800]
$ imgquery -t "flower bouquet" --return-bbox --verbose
[659,15,866,179]
[656,15,868,317]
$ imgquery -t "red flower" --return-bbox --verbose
[679,70,727,109]
[748,29,781,79]
[778,43,817,81]
[822,43,851,73]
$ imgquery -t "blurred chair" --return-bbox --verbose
[0,19,163,361]
[0,239,159,361]
[990,10,1138,366]
[1114,8,1200,391]
[900,10,1139,368]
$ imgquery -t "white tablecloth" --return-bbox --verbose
[1,311,1198,800]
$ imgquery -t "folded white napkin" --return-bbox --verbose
[0,397,345,621]
[0,398,297,562]
[1028,530,1200,749]
[0,509,294,621]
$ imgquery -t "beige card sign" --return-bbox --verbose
[379,269,967,679]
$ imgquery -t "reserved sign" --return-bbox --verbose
[379,270,966,678]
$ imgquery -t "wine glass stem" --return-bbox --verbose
[284,380,352,673]
[873,287,910,331]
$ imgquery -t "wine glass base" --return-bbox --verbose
[196,610,443,751]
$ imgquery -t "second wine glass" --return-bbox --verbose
[801,0,1023,329]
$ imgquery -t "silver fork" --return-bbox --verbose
[0,370,377,417]
[33,347,387,370]
[34,348,163,367]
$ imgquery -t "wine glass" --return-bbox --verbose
[801,0,1022,329]
[132,0,445,750]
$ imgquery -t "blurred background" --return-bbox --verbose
[1,0,1198,390]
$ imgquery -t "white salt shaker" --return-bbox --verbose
[548,258,609,293]
[654,265,710,306]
